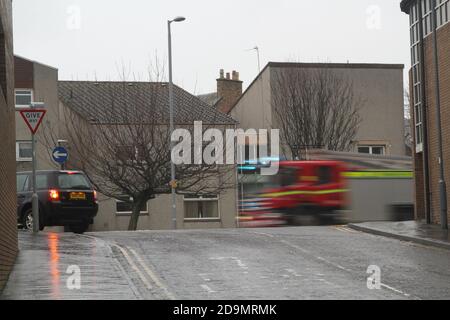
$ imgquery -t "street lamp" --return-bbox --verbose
[168,16,186,229]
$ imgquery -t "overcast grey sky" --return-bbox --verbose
[13,0,411,94]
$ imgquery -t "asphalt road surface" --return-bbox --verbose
[90,226,450,300]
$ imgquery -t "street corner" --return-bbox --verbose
[1,231,139,300]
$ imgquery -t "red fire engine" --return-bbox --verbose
[239,160,349,227]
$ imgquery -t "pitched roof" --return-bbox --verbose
[197,92,222,109]
[58,81,237,125]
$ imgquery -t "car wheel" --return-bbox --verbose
[293,214,320,226]
[22,208,45,231]
[22,208,34,231]
[70,223,88,234]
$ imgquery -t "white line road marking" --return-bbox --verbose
[127,247,176,300]
[380,283,420,299]
[285,269,302,277]
[251,231,275,238]
[198,273,212,282]
[275,237,419,299]
[112,244,153,291]
[210,257,249,270]
[279,240,311,254]
[333,226,358,233]
[201,284,216,294]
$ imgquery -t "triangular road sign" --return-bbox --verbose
[19,109,47,134]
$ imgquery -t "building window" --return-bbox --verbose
[184,195,220,220]
[357,145,386,155]
[409,2,424,153]
[116,199,148,215]
[16,141,32,162]
[15,89,33,107]
[421,0,449,37]
[436,0,449,28]
[115,145,147,163]
[407,0,450,152]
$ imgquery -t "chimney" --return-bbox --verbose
[216,69,243,114]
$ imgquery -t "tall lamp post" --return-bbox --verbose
[168,16,186,229]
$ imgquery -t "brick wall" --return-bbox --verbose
[216,70,243,114]
[0,0,17,293]
[417,22,450,226]
[14,56,33,88]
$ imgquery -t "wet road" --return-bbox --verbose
[91,226,450,300]
[1,231,139,300]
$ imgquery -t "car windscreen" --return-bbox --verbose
[269,167,300,188]
[57,173,91,190]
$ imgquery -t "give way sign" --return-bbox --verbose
[19,109,47,134]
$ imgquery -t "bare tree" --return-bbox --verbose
[272,67,363,159]
[43,80,235,231]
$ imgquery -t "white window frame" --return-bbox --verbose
[422,0,450,38]
[16,141,33,162]
[14,89,34,108]
[115,145,148,165]
[115,199,149,216]
[435,0,449,29]
[357,145,386,156]
[183,195,221,221]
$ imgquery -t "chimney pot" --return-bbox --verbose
[220,69,224,79]
[216,70,243,114]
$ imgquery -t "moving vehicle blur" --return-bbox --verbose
[239,160,348,227]
[238,150,414,228]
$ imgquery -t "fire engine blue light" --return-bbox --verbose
[239,166,257,171]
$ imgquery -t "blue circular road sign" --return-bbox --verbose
[52,146,68,164]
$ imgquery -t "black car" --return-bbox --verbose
[17,170,99,234]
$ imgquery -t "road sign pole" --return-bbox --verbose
[31,107,39,233]
[18,102,47,233]
[58,141,65,170]
[16,104,46,233]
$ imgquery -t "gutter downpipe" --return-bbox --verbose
[431,0,448,229]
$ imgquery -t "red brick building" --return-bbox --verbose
[401,0,450,227]
[0,0,17,292]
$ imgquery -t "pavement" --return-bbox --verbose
[3,225,450,300]
[0,230,140,300]
[348,220,450,250]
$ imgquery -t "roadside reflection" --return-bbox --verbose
[47,233,60,299]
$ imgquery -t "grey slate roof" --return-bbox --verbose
[58,81,237,125]
[197,92,222,109]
